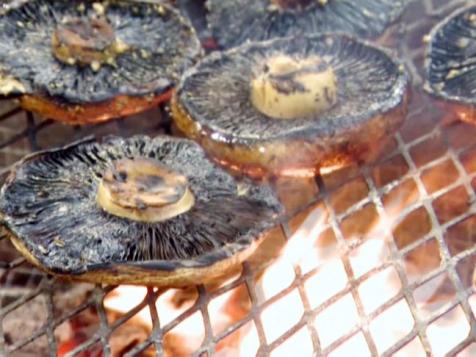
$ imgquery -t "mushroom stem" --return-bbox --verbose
[250,55,338,119]
[52,18,129,70]
[96,158,195,223]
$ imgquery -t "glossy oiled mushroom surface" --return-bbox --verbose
[425,5,476,106]
[0,136,283,285]
[0,0,201,123]
[172,34,409,178]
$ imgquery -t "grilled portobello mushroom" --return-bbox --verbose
[172,33,410,178]
[424,5,476,125]
[0,136,283,286]
[207,0,409,50]
[0,0,201,124]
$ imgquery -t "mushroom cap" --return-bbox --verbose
[0,136,283,285]
[175,0,209,42]
[424,5,476,106]
[0,0,201,103]
[175,33,409,146]
[207,0,408,49]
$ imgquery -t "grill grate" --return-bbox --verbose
[1,0,476,356]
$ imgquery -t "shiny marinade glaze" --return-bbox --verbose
[173,33,410,178]
[0,0,202,122]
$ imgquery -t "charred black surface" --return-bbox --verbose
[425,5,476,106]
[176,34,408,145]
[0,0,201,102]
[0,136,283,275]
[207,0,408,49]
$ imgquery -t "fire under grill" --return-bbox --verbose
[1,0,476,356]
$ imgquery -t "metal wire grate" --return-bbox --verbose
[1,0,476,355]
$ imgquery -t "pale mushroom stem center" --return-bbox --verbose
[97,158,195,223]
[250,55,338,119]
[271,0,328,10]
[52,18,129,70]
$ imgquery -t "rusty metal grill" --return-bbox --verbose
[1,0,476,356]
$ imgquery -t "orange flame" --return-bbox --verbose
[99,174,469,356]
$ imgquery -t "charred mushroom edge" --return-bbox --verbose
[0,136,285,286]
[172,33,410,177]
[0,0,202,123]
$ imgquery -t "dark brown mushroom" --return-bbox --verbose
[172,33,410,178]
[0,0,201,123]
[424,5,476,125]
[0,136,284,286]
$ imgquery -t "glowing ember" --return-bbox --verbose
[426,306,470,355]
[328,333,370,357]
[270,328,313,357]
[164,311,205,355]
[314,294,359,349]
[260,257,296,300]
[284,205,331,271]
[103,283,249,355]
[358,267,402,314]
[349,239,389,278]
[261,290,304,344]
[104,285,150,326]
[156,288,198,326]
[413,273,455,320]
[469,293,476,317]
[209,284,251,336]
[393,338,426,357]
[369,299,414,354]
[215,321,259,357]
[304,259,348,309]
